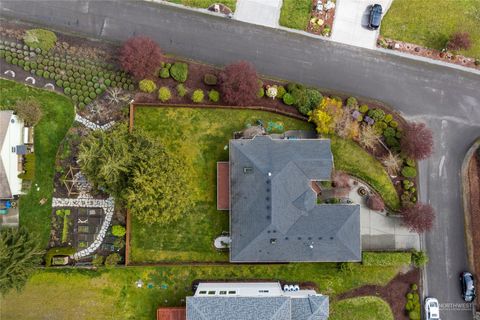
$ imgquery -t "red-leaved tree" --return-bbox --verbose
[401,203,435,233]
[400,122,434,160]
[219,61,259,106]
[119,36,163,80]
[447,32,472,51]
[366,194,385,211]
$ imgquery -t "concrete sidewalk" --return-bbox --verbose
[331,0,392,49]
[233,0,282,28]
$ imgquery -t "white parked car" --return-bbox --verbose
[424,297,440,320]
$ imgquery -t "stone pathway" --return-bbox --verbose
[52,196,115,259]
[74,113,115,131]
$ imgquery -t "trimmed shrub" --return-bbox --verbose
[191,89,204,103]
[384,114,393,123]
[139,79,157,93]
[402,166,417,178]
[112,225,126,237]
[176,83,187,97]
[276,86,286,99]
[383,127,396,138]
[158,87,171,102]
[282,93,294,105]
[257,87,265,98]
[389,120,398,128]
[367,108,386,121]
[366,194,385,211]
[92,255,104,268]
[170,62,189,82]
[208,89,220,102]
[203,73,218,85]
[23,29,57,52]
[119,36,163,80]
[104,253,121,268]
[159,67,170,79]
[346,97,358,109]
[411,250,429,267]
[359,104,369,113]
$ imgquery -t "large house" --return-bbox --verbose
[157,281,329,320]
[218,134,361,263]
[0,110,27,200]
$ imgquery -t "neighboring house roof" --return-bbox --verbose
[186,296,291,320]
[291,296,329,320]
[0,111,14,198]
[157,307,186,320]
[229,135,361,262]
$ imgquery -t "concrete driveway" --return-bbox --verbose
[234,0,282,27]
[332,0,392,49]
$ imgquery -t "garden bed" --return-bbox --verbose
[466,147,480,311]
[280,0,336,37]
[337,268,420,320]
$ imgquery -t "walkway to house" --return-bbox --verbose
[233,0,282,28]
[351,179,420,251]
[331,0,392,49]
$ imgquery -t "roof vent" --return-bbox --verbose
[243,167,253,174]
[268,172,272,177]
[330,236,334,240]
[270,238,277,244]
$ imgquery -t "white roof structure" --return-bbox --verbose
[0,111,24,199]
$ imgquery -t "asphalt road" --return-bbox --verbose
[1,1,480,319]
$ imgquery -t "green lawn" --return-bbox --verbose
[330,296,394,320]
[0,79,74,247]
[168,0,236,11]
[1,261,404,320]
[381,0,480,58]
[331,136,400,210]
[279,0,311,30]
[131,107,313,263]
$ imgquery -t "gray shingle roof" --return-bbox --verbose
[291,296,329,320]
[186,296,291,320]
[230,136,361,262]
[0,111,13,198]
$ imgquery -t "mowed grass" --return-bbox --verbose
[330,296,394,320]
[0,79,74,247]
[331,136,400,210]
[279,0,312,30]
[1,262,404,320]
[130,107,313,263]
[381,0,480,58]
[168,0,236,11]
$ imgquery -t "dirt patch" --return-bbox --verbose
[467,151,480,310]
[378,37,480,71]
[336,268,420,320]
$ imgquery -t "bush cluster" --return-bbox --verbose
[401,166,417,178]
[208,89,220,102]
[139,79,157,93]
[191,89,204,103]
[0,39,135,108]
[286,83,323,115]
[203,73,217,85]
[158,86,171,102]
[405,284,421,320]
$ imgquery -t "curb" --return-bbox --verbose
[146,1,480,76]
[461,139,480,275]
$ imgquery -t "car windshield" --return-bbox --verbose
[429,301,438,307]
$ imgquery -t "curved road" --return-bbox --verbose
[1,1,480,318]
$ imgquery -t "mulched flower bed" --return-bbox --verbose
[378,37,480,70]
[306,0,336,37]
[337,268,420,320]
[466,152,480,310]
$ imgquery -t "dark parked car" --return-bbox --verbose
[460,272,476,302]
[368,4,383,30]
